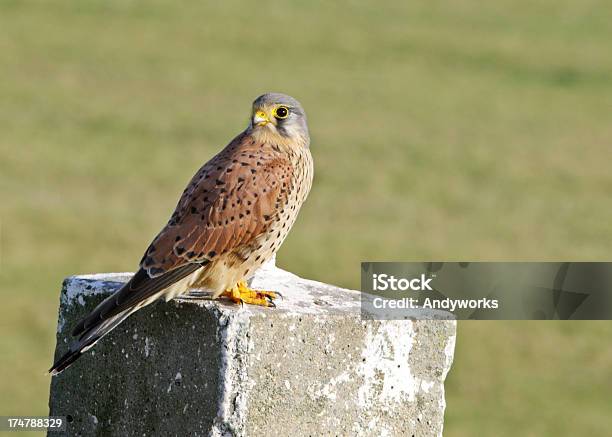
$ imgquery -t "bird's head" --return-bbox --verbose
[249,93,310,147]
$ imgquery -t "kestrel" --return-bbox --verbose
[50,93,313,375]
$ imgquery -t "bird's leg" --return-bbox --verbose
[221,280,278,307]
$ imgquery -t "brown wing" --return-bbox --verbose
[140,132,295,276]
[50,132,296,375]
[68,133,293,339]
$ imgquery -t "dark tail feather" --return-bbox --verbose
[49,263,205,375]
[72,264,203,337]
[49,309,134,375]
[49,350,83,376]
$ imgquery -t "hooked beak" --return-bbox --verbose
[253,110,270,127]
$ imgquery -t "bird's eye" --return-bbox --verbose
[274,106,289,119]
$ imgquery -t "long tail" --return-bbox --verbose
[49,263,205,375]
[49,309,135,375]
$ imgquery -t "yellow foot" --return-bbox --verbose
[221,280,279,307]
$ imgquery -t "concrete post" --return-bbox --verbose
[49,260,456,436]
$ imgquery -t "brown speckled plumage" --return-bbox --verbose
[50,93,313,375]
[141,129,313,297]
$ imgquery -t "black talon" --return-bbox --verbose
[274,291,284,301]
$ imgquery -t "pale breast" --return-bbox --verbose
[238,147,313,278]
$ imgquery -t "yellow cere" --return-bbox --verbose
[254,110,270,126]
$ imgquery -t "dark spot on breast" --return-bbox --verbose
[176,247,186,255]
[143,256,154,266]
[175,236,182,242]
[208,251,217,258]
[191,207,198,214]
[186,251,197,258]
[216,179,225,186]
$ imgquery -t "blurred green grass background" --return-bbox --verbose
[1,0,611,435]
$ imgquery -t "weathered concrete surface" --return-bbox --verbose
[49,260,456,436]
